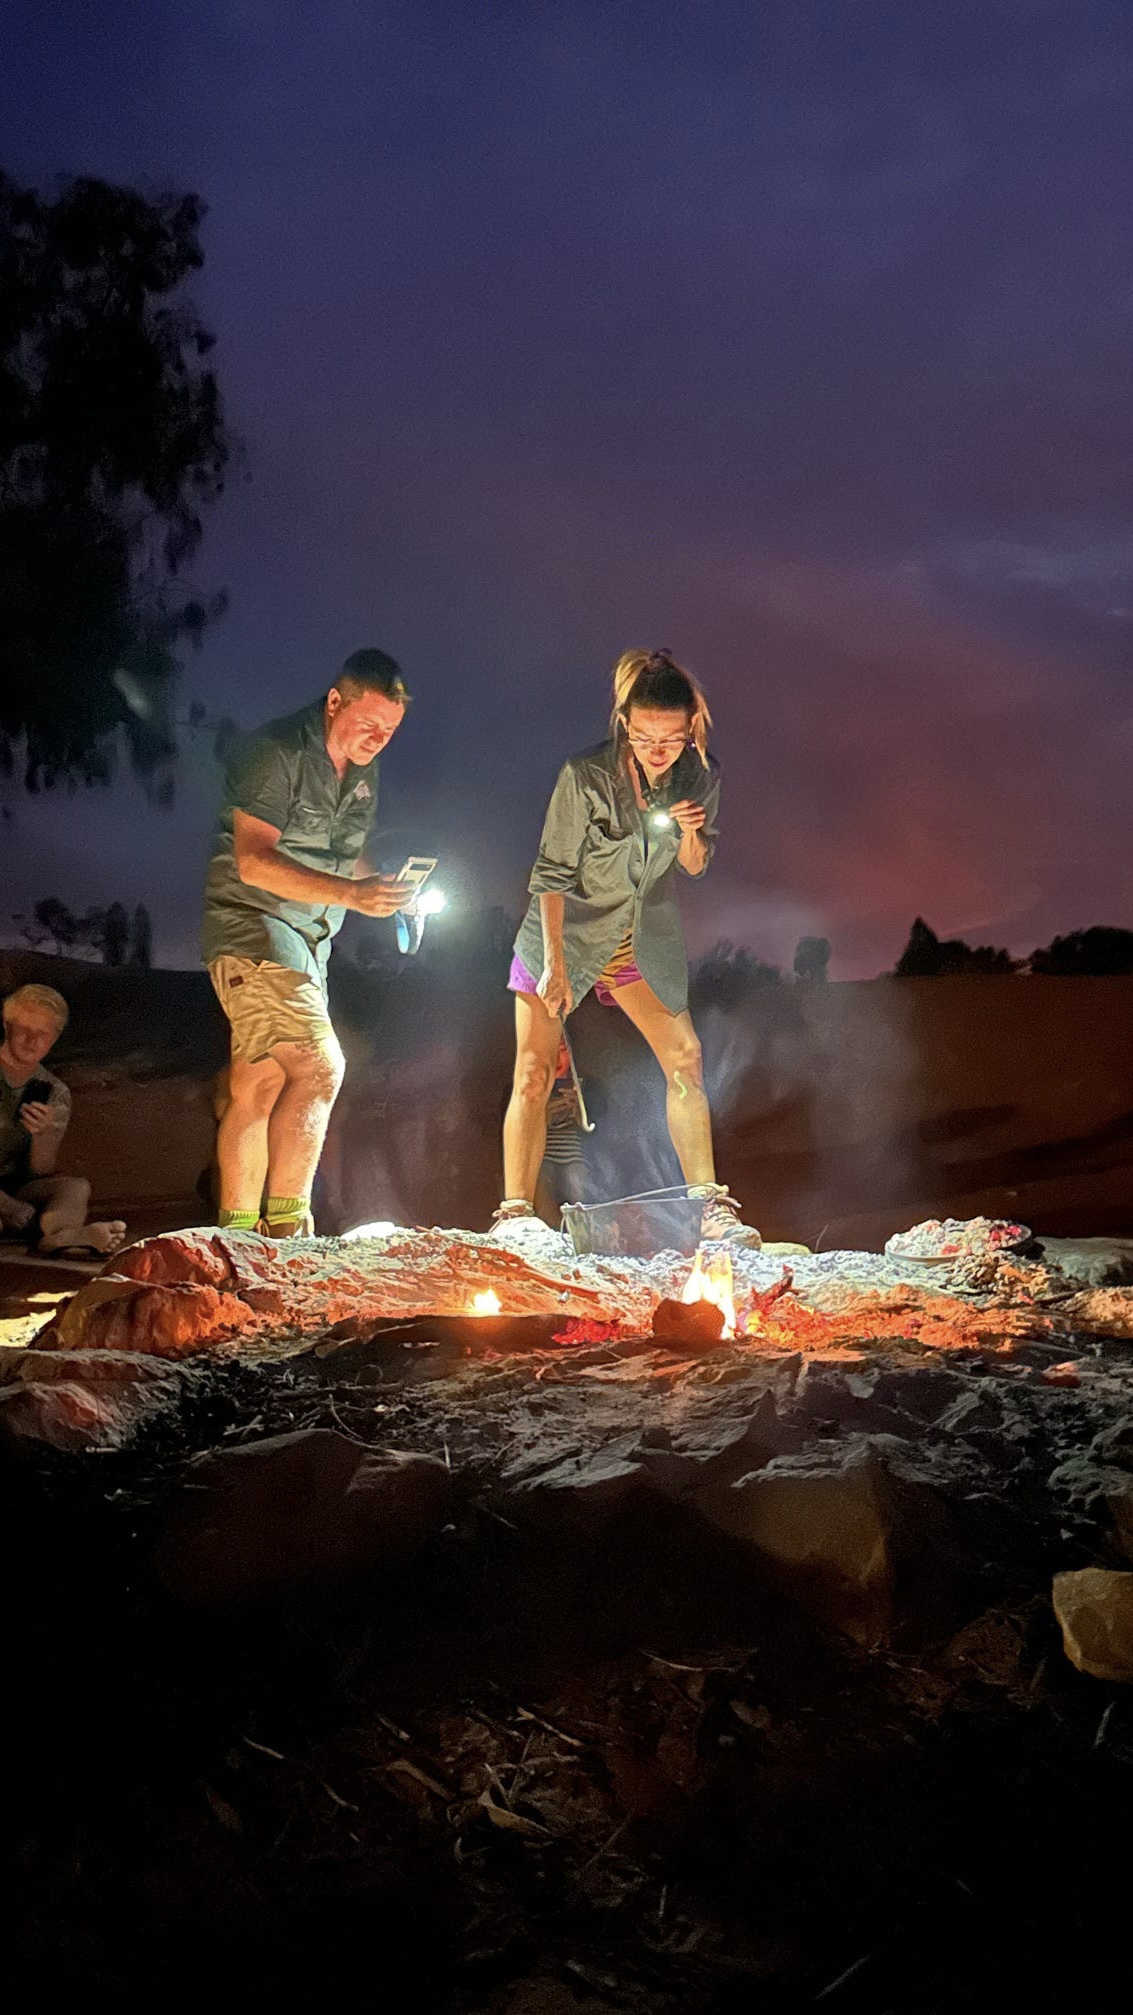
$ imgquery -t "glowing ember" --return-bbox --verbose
[469,1289,503,1316]
[680,1249,737,1338]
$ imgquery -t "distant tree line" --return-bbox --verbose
[893,917,1133,978]
[12,896,152,966]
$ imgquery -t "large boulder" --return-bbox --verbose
[0,1348,184,1451]
[1052,1568,1133,1682]
[693,1439,899,1642]
[153,1428,452,1603]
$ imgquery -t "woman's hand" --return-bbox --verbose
[669,799,706,833]
[537,961,574,1020]
[18,1100,55,1137]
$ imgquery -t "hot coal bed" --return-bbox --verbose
[4,1216,1133,2011]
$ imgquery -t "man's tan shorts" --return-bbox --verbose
[208,957,335,1063]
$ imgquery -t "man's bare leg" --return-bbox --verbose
[262,1033,346,1228]
[23,1175,127,1255]
[609,980,715,1184]
[217,1053,284,1216]
[502,992,562,1204]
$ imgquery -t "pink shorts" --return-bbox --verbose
[508,951,643,1008]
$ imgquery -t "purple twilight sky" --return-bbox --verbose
[3,0,1133,975]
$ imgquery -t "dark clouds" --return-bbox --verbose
[3,1,1132,972]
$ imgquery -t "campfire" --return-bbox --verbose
[680,1249,738,1338]
[469,1289,503,1316]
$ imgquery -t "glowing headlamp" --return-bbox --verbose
[416,886,448,916]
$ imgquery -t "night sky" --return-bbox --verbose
[4,1,1133,976]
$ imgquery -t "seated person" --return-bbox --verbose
[0,984,126,1257]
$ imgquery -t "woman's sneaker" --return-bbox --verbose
[692,1185,763,1249]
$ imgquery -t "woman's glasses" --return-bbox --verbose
[626,732,689,756]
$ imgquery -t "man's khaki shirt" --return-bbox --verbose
[202,700,380,983]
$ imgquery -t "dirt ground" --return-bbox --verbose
[3,954,1132,2005]
[5,1259,1133,2009]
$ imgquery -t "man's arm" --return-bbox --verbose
[19,1093,67,1176]
[233,811,409,918]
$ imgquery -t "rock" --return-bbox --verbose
[693,1440,898,1641]
[1058,1288,1133,1339]
[115,1228,240,1288]
[1052,1568,1133,1682]
[52,1275,254,1356]
[1088,1420,1133,1469]
[651,1297,725,1350]
[633,1390,806,1498]
[1040,1238,1133,1289]
[1104,1480,1133,1566]
[502,1444,654,1525]
[153,1429,452,1603]
[1047,1456,1133,1518]
[0,1348,184,1451]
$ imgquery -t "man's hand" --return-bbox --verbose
[349,875,415,919]
[669,799,706,833]
[0,1192,36,1232]
[537,961,573,1020]
[18,1100,55,1137]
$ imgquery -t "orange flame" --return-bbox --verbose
[469,1289,502,1316]
[680,1248,737,1338]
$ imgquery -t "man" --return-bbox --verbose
[0,984,127,1256]
[202,647,413,1238]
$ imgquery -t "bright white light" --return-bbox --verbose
[651,811,673,830]
[340,1219,399,1241]
[417,887,448,915]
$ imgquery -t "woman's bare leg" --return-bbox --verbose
[609,979,716,1185]
[502,992,563,1203]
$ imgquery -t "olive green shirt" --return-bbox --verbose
[0,1063,70,1191]
[514,739,720,1014]
[202,699,380,983]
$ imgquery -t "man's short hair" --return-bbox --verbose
[336,648,411,707]
[3,983,69,1032]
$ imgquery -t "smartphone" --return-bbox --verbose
[395,855,438,891]
[20,1077,53,1107]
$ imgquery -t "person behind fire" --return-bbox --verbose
[496,648,761,1247]
[201,647,414,1239]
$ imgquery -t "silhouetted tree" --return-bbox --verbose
[793,934,831,981]
[1030,927,1133,976]
[894,917,1016,977]
[31,896,80,955]
[101,901,130,967]
[130,903,153,967]
[0,171,235,796]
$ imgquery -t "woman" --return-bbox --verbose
[496,648,761,1246]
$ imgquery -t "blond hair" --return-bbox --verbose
[3,983,69,1032]
[610,648,712,768]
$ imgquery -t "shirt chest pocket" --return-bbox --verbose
[585,806,633,852]
[281,801,332,851]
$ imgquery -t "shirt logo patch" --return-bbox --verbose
[353,781,372,801]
